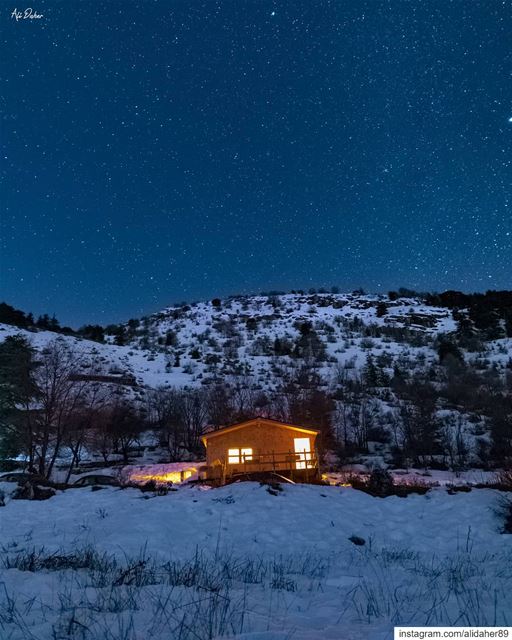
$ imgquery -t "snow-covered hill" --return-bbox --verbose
[2,291,511,471]
[0,292,483,390]
[2,291,511,391]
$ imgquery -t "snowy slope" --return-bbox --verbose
[0,482,510,639]
[3,291,511,475]
[0,292,469,392]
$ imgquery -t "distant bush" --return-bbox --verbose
[367,468,394,496]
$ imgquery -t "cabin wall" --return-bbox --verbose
[204,424,317,478]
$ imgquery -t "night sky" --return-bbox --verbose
[2,1,511,327]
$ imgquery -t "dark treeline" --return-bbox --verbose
[0,302,71,333]
[424,290,512,310]
[0,302,109,344]
[2,289,512,346]
[423,290,512,339]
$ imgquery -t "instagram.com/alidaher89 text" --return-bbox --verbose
[395,628,511,639]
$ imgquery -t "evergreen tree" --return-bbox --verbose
[376,362,390,387]
[0,302,30,328]
[504,309,512,338]
[79,325,105,343]
[0,336,39,460]
[293,321,326,361]
[489,395,512,463]
[470,306,504,341]
[438,340,464,365]
[165,330,178,347]
[48,314,60,331]
[392,363,405,386]
[376,301,388,317]
[36,314,51,329]
[363,355,379,387]
[114,326,126,346]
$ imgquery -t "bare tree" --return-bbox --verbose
[228,372,261,421]
[63,382,113,482]
[347,393,377,452]
[108,396,144,464]
[146,387,186,461]
[439,413,468,472]
[398,380,440,466]
[206,383,235,428]
[181,388,209,453]
[33,339,90,478]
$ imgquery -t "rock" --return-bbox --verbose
[12,482,55,501]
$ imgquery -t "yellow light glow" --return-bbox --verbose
[228,449,240,464]
[294,438,314,469]
[129,467,197,485]
[321,474,351,487]
[241,448,253,462]
[227,448,253,464]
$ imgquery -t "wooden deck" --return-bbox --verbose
[206,450,320,484]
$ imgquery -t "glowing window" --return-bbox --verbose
[294,438,313,469]
[228,449,240,464]
[227,448,253,464]
[241,448,253,462]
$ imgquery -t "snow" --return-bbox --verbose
[0,482,511,639]
[122,461,204,484]
[0,292,464,394]
[1,292,511,637]
[327,467,500,488]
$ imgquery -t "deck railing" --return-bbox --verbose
[208,450,319,483]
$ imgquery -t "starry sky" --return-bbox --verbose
[2,0,511,327]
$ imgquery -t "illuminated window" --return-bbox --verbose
[294,438,313,469]
[228,449,239,464]
[241,448,253,462]
[228,448,253,464]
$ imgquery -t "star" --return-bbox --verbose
[1,0,510,325]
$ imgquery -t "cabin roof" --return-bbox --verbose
[201,417,320,446]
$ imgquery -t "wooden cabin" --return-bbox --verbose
[201,417,320,484]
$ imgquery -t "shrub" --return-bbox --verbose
[367,468,394,496]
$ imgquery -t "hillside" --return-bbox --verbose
[1,291,512,474]
[0,291,498,389]
[1,292,512,640]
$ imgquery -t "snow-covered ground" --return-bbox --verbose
[327,467,501,487]
[0,482,511,639]
[121,461,203,485]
